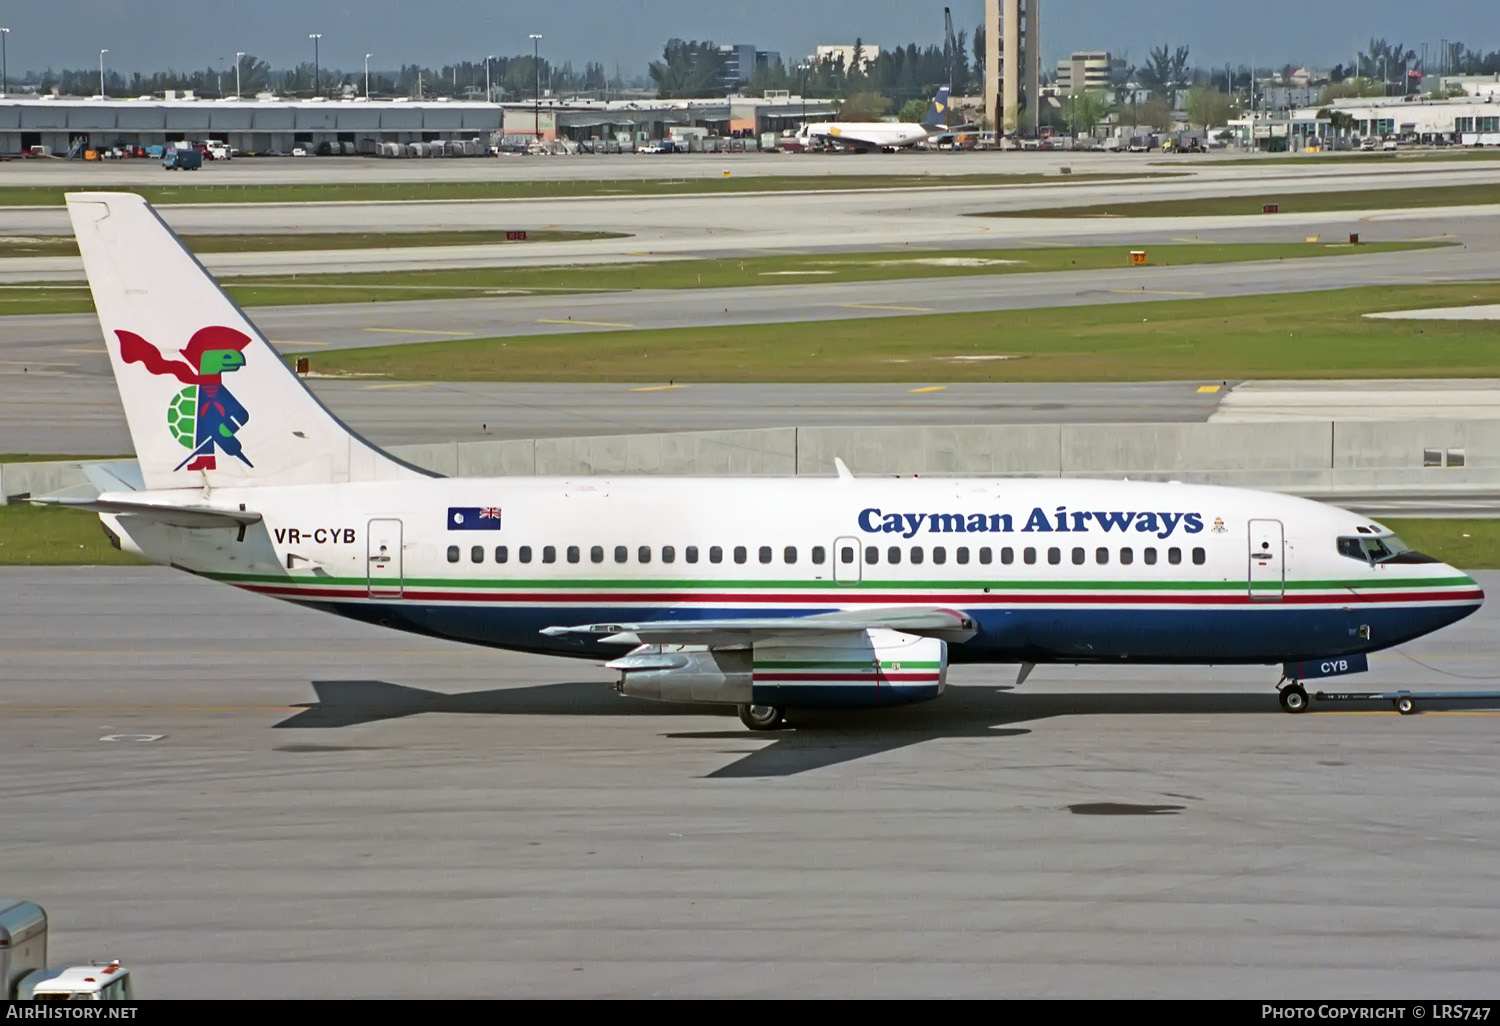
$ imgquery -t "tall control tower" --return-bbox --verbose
[985,0,1041,135]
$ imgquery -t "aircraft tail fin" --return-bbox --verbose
[66,192,433,491]
[920,86,952,129]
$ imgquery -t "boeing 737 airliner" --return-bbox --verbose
[48,193,1484,730]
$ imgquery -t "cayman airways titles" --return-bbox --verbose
[857,507,1208,539]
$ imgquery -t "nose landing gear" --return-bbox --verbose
[737,704,787,731]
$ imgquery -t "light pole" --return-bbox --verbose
[798,63,809,127]
[365,53,372,98]
[485,55,493,102]
[235,51,244,100]
[309,33,321,97]
[530,33,542,141]
[1,28,10,100]
[98,49,107,98]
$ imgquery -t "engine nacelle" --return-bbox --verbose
[608,646,752,704]
[609,629,948,711]
[752,628,947,709]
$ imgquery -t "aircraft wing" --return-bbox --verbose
[31,496,262,529]
[541,606,976,646]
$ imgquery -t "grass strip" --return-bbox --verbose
[1380,519,1500,570]
[294,281,1500,383]
[0,171,1170,208]
[0,505,145,566]
[0,229,626,259]
[0,240,1449,317]
[979,182,1500,218]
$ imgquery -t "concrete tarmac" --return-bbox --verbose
[0,376,1227,454]
[2,566,1498,998]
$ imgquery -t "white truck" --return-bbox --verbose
[1,901,135,1000]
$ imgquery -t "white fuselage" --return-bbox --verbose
[107,475,1483,666]
[798,121,938,150]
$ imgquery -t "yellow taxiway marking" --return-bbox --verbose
[64,347,105,354]
[365,382,428,390]
[630,384,685,392]
[271,339,330,347]
[364,327,472,337]
[0,358,75,367]
[839,303,936,313]
[1196,384,1222,394]
[537,318,636,329]
[909,385,948,394]
[1107,289,1205,298]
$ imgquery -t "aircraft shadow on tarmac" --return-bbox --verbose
[275,679,1282,777]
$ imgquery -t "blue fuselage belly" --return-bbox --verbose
[303,600,1481,665]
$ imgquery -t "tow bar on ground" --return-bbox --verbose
[1312,689,1500,715]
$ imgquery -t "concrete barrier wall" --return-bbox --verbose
[797,425,1062,476]
[534,428,797,476]
[1333,420,1500,469]
[4,422,1498,503]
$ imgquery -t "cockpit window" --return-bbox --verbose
[1337,533,1412,564]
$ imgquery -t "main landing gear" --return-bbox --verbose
[1277,680,1310,714]
[737,704,786,731]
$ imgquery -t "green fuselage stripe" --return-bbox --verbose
[205,570,1473,592]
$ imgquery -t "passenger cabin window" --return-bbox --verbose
[662,546,676,564]
[471,545,485,564]
[1048,547,1062,566]
[615,545,628,564]
[567,545,580,564]
[447,545,460,563]
[495,546,508,564]
[542,545,557,564]
[784,546,797,564]
[1168,547,1182,565]
[1143,548,1157,566]
[1071,547,1085,566]
[639,546,651,564]
[591,545,604,564]
[759,546,773,564]
[1192,547,1206,566]
[710,546,723,564]
[519,546,533,564]
[887,546,902,565]
[980,547,993,565]
[865,546,879,565]
[1096,547,1109,565]
[840,545,854,564]
[1119,547,1133,565]
[957,547,970,565]
[733,546,747,564]
[1000,547,1013,566]
[910,546,924,565]
[812,546,826,565]
[932,547,946,565]
[1023,547,1036,565]
[686,545,700,564]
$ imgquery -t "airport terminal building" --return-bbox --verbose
[0,95,503,156]
[0,93,838,156]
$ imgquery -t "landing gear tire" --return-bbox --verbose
[1279,683,1310,714]
[737,704,786,731]
[1395,696,1416,716]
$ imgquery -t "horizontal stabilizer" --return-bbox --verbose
[542,606,976,646]
[31,496,262,530]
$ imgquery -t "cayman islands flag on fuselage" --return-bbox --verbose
[448,506,503,531]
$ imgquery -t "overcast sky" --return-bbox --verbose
[1,1,1493,76]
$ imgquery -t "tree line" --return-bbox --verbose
[9,52,616,100]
